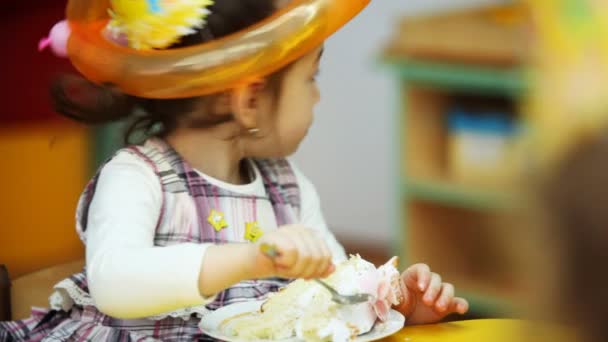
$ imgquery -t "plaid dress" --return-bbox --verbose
[0,138,301,341]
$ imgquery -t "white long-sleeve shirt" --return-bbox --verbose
[84,151,347,318]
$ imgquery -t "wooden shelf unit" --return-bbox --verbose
[384,56,528,316]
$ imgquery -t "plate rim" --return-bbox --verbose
[199,300,405,342]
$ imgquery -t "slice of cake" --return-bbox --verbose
[228,255,403,341]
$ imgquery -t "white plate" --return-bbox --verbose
[199,301,405,342]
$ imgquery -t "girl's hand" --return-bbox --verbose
[395,263,469,325]
[251,225,335,280]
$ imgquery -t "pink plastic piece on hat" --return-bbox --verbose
[38,20,71,57]
[38,37,52,51]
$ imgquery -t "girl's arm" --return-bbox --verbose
[199,225,336,296]
[87,153,333,319]
[86,153,212,319]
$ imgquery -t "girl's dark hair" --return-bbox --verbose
[52,0,279,144]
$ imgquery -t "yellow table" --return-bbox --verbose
[382,319,571,342]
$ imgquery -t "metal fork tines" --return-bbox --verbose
[314,279,372,305]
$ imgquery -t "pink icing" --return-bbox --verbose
[358,261,402,322]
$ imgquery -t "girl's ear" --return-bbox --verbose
[230,79,268,131]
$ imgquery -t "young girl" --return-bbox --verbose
[1,0,468,340]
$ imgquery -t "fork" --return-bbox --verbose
[259,243,373,305]
[312,278,373,305]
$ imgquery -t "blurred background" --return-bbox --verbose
[2,0,596,328]
[301,0,523,319]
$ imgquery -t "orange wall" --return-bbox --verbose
[0,121,89,278]
[1,1,91,278]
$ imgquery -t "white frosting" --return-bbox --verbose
[336,303,377,336]
[297,286,319,307]
[317,319,352,342]
[308,255,399,340]
[230,255,402,342]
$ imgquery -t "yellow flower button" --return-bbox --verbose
[208,209,228,232]
[244,222,264,242]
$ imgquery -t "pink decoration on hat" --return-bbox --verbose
[38,20,71,57]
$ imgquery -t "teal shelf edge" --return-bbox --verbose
[382,58,528,97]
[92,122,128,172]
[402,179,515,211]
[460,290,519,317]
[391,82,409,263]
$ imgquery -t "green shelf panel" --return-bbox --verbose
[460,290,519,317]
[403,178,515,211]
[92,122,128,171]
[382,58,528,97]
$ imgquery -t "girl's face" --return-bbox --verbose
[249,46,323,158]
